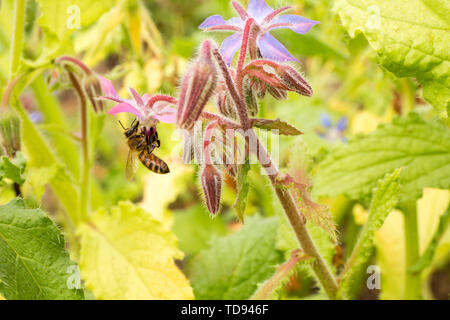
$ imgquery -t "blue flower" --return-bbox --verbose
[317,113,348,142]
[199,0,319,65]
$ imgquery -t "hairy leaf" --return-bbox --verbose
[77,202,193,300]
[335,0,450,114]
[252,118,303,136]
[338,170,401,299]
[0,153,26,185]
[0,199,84,300]
[234,162,250,221]
[187,216,283,300]
[172,205,227,256]
[251,249,313,300]
[314,113,450,203]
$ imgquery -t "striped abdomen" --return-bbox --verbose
[139,150,170,174]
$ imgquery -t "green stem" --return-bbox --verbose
[403,201,422,299]
[401,79,414,115]
[67,70,90,222]
[9,0,26,80]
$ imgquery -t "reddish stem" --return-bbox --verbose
[212,48,251,130]
[203,120,219,165]
[145,94,178,109]
[231,1,249,20]
[237,18,254,78]
[200,111,241,129]
[56,56,92,76]
[263,6,292,23]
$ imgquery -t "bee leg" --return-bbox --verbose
[153,129,161,148]
[148,142,156,154]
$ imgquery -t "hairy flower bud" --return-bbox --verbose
[0,111,21,158]
[83,73,105,113]
[243,80,258,116]
[217,92,237,120]
[177,40,218,130]
[275,65,313,97]
[267,86,287,100]
[201,164,222,215]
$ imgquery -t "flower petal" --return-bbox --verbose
[153,113,176,124]
[248,0,273,22]
[220,33,243,65]
[199,15,227,29]
[108,103,143,118]
[142,93,151,106]
[269,14,319,34]
[320,113,332,128]
[98,76,118,98]
[257,33,297,62]
[129,88,144,108]
[226,17,244,28]
[336,117,348,132]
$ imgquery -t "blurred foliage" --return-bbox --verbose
[0,0,448,300]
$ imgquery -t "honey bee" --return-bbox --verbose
[119,119,170,179]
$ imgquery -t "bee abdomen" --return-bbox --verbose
[139,152,170,174]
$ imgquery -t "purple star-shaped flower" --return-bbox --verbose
[199,0,319,65]
[99,77,177,126]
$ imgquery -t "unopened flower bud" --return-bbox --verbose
[243,80,258,116]
[0,111,21,158]
[201,164,222,215]
[182,129,194,164]
[177,40,218,130]
[83,73,105,113]
[275,65,313,97]
[217,92,237,119]
[267,86,287,100]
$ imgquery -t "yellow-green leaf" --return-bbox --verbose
[334,0,450,115]
[77,202,193,300]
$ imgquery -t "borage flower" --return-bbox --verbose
[199,0,319,64]
[317,113,348,142]
[99,77,177,126]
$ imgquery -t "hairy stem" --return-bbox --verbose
[403,201,422,299]
[213,47,339,299]
[237,19,254,77]
[212,48,251,130]
[255,136,339,299]
[9,0,26,80]
[67,70,90,222]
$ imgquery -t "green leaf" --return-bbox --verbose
[314,113,450,203]
[31,76,80,179]
[252,118,303,136]
[172,205,227,256]
[334,0,450,114]
[234,162,250,221]
[34,0,117,63]
[0,198,84,300]
[187,216,283,300]
[10,83,79,223]
[251,249,314,300]
[36,0,116,42]
[338,169,401,299]
[0,152,26,185]
[77,202,194,299]
[409,206,450,273]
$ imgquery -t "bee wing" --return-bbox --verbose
[125,149,139,180]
